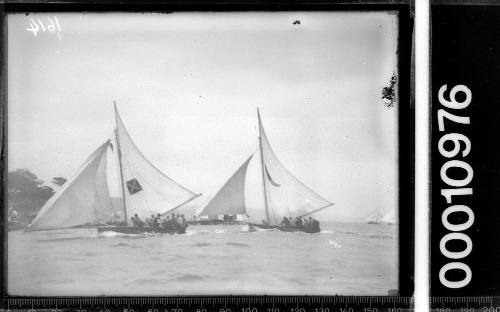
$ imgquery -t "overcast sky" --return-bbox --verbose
[8,12,399,222]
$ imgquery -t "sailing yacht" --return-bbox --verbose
[28,104,200,234]
[367,210,382,224]
[381,210,396,225]
[367,209,396,225]
[195,109,333,233]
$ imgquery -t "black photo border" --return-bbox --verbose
[0,1,414,309]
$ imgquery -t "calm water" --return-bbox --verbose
[8,222,397,296]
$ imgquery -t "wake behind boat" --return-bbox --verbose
[248,222,321,233]
[27,104,200,235]
[97,225,186,235]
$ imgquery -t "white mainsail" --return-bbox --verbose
[114,105,200,222]
[257,109,333,226]
[197,154,253,217]
[29,141,115,230]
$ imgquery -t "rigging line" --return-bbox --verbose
[114,105,129,224]
[297,203,334,219]
[161,193,202,216]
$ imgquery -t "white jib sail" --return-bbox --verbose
[197,154,253,217]
[258,110,333,226]
[29,141,114,230]
[114,106,200,222]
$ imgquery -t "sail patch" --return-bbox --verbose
[265,166,280,187]
[126,178,143,195]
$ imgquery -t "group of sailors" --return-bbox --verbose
[129,212,319,232]
[280,216,320,232]
[131,213,187,232]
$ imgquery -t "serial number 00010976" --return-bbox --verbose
[437,84,474,289]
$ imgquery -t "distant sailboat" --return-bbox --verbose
[367,210,382,224]
[381,210,396,225]
[366,209,396,225]
[196,109,333,232]
[28,104,200,234]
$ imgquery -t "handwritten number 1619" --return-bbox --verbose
[26,17,61,37]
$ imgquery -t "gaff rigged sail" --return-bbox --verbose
[114,106,200,222]
[197,154,253,217]
[29,141,115,230]
[257,109,333,226]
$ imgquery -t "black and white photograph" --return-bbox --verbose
[6,11,401,296]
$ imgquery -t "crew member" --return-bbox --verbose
[181,214,187,227]
[306,217,314,232]
[311,218,320,232]
[295,217,303,228]
[161,215,172,232]
[303,217,310,231]
[147,214,158,229]
[281,217,291,227]
[132,213,144,227]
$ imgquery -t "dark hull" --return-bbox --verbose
[249,223,320,234]
[97,226,186,235]
[8,222,26,232]
[187,220,241,225]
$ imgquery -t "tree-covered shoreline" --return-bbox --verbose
[7,169,58,230]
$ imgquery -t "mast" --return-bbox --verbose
[114,102,129,224]
[257,108,270,224]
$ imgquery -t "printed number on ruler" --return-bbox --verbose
[437,84,473,289]
[26,16,62,37]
